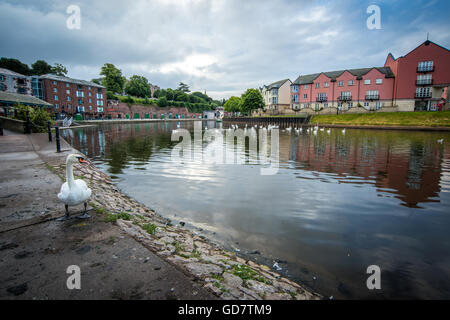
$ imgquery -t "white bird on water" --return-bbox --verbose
[57,154,92,220]
[342,128,346,134]
[437,139,444,144]
[327,128,331,134]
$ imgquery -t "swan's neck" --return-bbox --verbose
[66,161,76,189]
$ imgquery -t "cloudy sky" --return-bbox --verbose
[1,0,449,99]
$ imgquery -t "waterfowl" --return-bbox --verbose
[437,139,444,144]
[342,128,346,134]
[57,154,92,220]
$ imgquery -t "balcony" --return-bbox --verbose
[316,96,328,102]
[416,79,433,86]
[417,66,434,73]
[365,95,379,100]
[338,95,352,101]
[415,93,431,99]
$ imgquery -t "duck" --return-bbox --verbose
[57,154,92,220]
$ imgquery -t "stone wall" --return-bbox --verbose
[0,116,24,133]
[105,101,202,119]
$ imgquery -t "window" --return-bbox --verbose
[304,94,308,99]
[97,107,104,113]
[417,74,432,85]
[55,104,59,109]
[0,83,6,91]
[54,95,58,101]
[364,79,371,85]
[364,102,370,108]
[416,87,431,98]
[88,86,91,90]
[89,92,92,96]
[375,102,381,110]
[338,81,344,87]
[66,90,70,94]
[314,103,320,110]
[17,87,27,94]
[324,103,328,108]
[97,100,104,106]
[376,78,383,84]
[348,102,353,107]
[89,98,92,103]
[78,99,83,105]
[315,83,320,88]
[340,91,351,100]
[317,93,327,101]
[366,90,379,99]
[76,91,84,97]
[67,104,71,109]
[53,81,57,85]
[418,61,434,72]
[338,102,342,108]
[67,96,71,101]
[53,88,57,93]
[89,106,92,111]
[292,94,299,102]
[430,102,438,111]
[291,85,299,93]
[324,82,329,88]
[66,83,70,87]
[348,80,354,86]
[303,85,308,89]
[96,93,103,99]
[0,75,5,81]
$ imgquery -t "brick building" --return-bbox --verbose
[0,68,32,95]
[37,74,107,119]
[290,40,450,115]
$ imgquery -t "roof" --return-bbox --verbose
[0,91,53,107]
[0,68,28,78]
[266,79,291,90]
[39,74,105,88]
[292,67,394,85]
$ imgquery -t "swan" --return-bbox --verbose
[437,139,444,144]
[342,128,346,134]
[327,128,331,134]
[57,154,92,220]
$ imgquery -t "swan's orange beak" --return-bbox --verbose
[78,158,88,164]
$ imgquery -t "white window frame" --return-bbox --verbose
[376,78,383,84]
[364,79,371,85]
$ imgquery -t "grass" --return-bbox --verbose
[142,223,157,235]
[231,264,272,285]
[103,211,131,223]
[310,111,450,127]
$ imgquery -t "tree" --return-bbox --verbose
[51,63,68,76]
[0,57,31,75]
[240,89,264,115]
[224,96,241,113]
[100,63,126,94]
[91,78,103,85]
[31,60,52,75]
[157,96,168,108]
[177,82,190,93]
[153,89,161,98]
[124,75,151,98]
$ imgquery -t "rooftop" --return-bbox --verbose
[293,67,394,85]
[266,79,291,90]
[39,74,105,88]
[0,68,29,78]
[0,91,53,107]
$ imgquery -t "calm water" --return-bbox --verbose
[62,121,450,299]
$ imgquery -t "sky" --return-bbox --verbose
[1,0,449,99]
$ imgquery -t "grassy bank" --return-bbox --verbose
[310,111,450,127]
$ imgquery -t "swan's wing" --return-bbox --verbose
[57,182,70,201]
[75,179,92,200]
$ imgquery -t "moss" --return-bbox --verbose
[142,223,157,235]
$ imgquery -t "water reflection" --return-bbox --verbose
[62,122,450,299]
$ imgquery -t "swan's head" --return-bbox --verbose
[67,153,88,165]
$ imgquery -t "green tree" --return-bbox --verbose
[31,60,52,75]
[177,82,190,92]
[239,89,264,115]
[50,63,68,76]
[153,89,161,98]
[100,63,126,94]
[124,75,151,98]
[157,96,168,108]
[91,78,103,85]
[0,57,31,75]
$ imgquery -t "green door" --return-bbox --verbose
[153,113,156,119]
[169,113,172,119]
[145,113,150,119]
[126,114,130,119]
[134,113,140,119]
[181,114,185,119]
[161,114,164,119]
[75,114,83,121]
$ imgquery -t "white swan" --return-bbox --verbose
[437,139,444,144]
[57,154,92,220]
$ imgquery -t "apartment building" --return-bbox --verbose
[38,74,107,119]
[260,79,292,115]
[290,40,449,115]
[384,40,450,111]
[0,68,32,95]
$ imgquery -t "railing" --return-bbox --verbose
[417,66,434,73]
[338,95,352,101]
[416,79,433,86]
[365,95,379,100]
[316,96,328,102]
[415,93,432,99]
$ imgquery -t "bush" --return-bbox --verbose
[107,90,119,100]
[13,104,54,133]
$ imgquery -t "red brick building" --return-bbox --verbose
[39,74,107,119]
[384,40,450,111]
[290,40,450,114]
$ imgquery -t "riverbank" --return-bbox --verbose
[310,111,450,128]
[0,132,320,300]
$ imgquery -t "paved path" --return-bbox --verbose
[0,132,215,300]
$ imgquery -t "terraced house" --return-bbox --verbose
[260,79,292,115]
[290,40,450,115]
